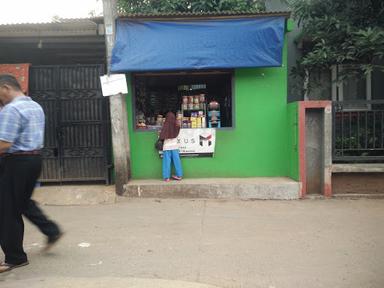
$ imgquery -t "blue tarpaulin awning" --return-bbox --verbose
[111,17,286,72]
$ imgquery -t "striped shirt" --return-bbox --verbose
[0,96,45,153]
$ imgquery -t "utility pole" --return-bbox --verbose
[102,0,131,195]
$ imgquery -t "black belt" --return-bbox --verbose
[1,150,41,158]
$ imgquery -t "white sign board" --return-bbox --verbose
[160,128,216,157]
[100,74,128,96]
[105,24,113,35]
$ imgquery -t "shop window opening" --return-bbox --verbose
[133,71,233,130]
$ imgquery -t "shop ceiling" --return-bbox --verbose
[0,18,105,65]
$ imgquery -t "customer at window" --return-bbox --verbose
[159,112,183,182]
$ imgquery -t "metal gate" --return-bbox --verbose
[29,65,111,183]
[333,100,384,163]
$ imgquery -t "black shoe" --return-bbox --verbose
[43,232,64,252]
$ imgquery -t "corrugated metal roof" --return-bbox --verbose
[0,17,103,27]
[0,17,104,37]
[118,10,291,20]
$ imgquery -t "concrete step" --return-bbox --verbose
[332,163,384,173]
[123,177,301,200]
[33,185,116,206]
[332,193,384,199]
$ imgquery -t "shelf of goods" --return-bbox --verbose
[178,84,207,129]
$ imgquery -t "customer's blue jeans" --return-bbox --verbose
[162,150,183,179]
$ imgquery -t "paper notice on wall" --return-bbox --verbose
[100,74,128,96]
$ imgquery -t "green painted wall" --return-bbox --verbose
[287,102,300,181]
[126,39,299,180]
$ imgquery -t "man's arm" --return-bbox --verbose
[0,140,12,154]
[0,106,20,154]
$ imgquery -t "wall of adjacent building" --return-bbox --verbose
[266,0,303,103]
[287,102,300,181]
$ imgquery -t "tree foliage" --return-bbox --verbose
[117,0,266,14]
[288,0,384,79]
[289,0,384,78]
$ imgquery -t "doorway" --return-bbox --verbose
[29,65,111,183]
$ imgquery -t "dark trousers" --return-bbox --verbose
[0,155,60,264]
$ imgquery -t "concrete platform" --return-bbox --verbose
[123,177,301,200]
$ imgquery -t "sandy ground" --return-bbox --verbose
[1,198,383,288]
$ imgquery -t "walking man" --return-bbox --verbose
[0,74,62,273]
